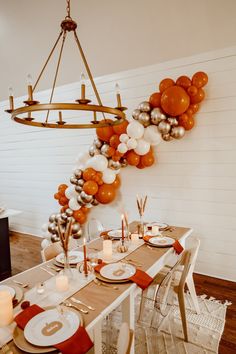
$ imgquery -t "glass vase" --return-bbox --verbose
[138,214,145,239]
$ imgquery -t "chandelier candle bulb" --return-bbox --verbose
[83,237,88,276]
[115,83,122,107]
[8,87,14,110]
[56,275,69,292]
[27,74,33,101]
[0,291,13,327]
[81,73,86,100]
[103,240,113,262]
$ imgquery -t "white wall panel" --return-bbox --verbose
[1,46,236,281]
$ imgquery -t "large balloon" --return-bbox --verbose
[87,154,108,172]
[102,168,116,184]
[176,76,191,90]
[159,78,175,93]
[126,150,140,166]
[134,139,150,156]
[83,180,98,195]
[161,86,190,116]
[96,119,114,142]
[109,134,120,148]
[112,119,129,136]
[178,114,195,130]
[149,92,161,108]
[127,121,144,139]
[111,175,121,189]
[95,184,116,204]
[192,72,208,88]
[143,125,162,146]
[141,150,155,167]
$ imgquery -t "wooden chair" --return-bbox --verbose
[117,322,133,354]
[41,237,81,262]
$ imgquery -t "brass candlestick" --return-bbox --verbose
[114,83,127,113]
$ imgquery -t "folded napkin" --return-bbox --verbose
[14,304,93,354]
[143,236,184,255]
[95,262,153,290]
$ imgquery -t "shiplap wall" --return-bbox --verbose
[1,46,236,281]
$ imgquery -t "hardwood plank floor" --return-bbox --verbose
[9,232,236,353]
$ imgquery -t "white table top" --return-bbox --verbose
[0,209,22,219]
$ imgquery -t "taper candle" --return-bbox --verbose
[83,237,88,276]
[121,214,125,245]
[0,291,13,327]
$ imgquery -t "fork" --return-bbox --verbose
[93,279,119,290]
[13,280,29,288]
[63,301,89,314]
[1,344,13,354]
[71,297,95,311]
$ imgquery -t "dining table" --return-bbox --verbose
[0,222,193,354]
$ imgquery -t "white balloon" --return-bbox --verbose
[117,143,128,154]
[127,121,144,139]
[41,239,50,250]
[76,151,90,164]
[86,154,108,172]
[69,198,80,211]
[41,223,48,232]
[120,133,129,143]
[127,138,137,150]
[102,168,116,184]
[134,139,150,155]
[65,186,77,199]
[143,125,162,146]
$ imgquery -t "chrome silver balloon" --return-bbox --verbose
[89,145,100,157]
[49,213,56,223]
[77,194,86,206]
[94,138,103,149]
[158,120,171,134]
[77,179,85,187]
[72,222,81,234]
[170,126,185,139]
[108,159,121,170]
[132,109,141,120]
[162,133,173,142]
[51,234,60,243]
[101,144,110,158]
[54,213,62,223]
[167,117,178,127]
[61,213,68,221]
[74,169,83,179]
[138,101,151,112]
[75,185,83,193]
[48,223,56,234]
[138,112,150,127]
[91,198,99,206]
[150,108,166,125]
[70,176,78,185]
[80,191,93,203]
[120,157,128,168]
[65,208,73,217]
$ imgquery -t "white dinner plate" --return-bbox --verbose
[24,308,80,347]
[146,222,169,230]
[0,285,16,298]
[145,230,162,237]
[148,236,174,247]
[100,262,136,281]
[55,250,83,265]
[107,229,122,239]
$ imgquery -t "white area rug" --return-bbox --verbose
[102,293,231,354]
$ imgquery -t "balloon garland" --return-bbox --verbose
[42,71,208,245]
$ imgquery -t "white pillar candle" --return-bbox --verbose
[56,275,69,292]
[103,240,113,262]
[152,225,160,235]
[131,233,140,245]
[0,291,13,327]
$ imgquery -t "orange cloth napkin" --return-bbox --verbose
[144,236,184,255]
[14,304,93,354]
[95,262,153,290]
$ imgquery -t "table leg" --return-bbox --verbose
[93,319,103,354]
[121,289,135,354]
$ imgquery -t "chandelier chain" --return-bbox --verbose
[45,31,67,123]
[66,0,71,18]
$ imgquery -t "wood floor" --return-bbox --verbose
[9,232,236,353]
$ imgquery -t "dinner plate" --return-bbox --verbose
[0,284,15,298]
[146,222,169,231]
[55,250,83,265]
[100,262,136,281]
[24,308,80,347]
[107,229,123,239]
[148,236,174,247]
[96,272,130,284]
[145,230,161,237]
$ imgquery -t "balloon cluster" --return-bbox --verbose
[42,71,208,245]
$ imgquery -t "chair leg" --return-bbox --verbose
[186,275,200,314]
[177,289,188,342]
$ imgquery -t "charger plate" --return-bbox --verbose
[13,306,83,353]
[96,272,130,284]
[146,236,174,248]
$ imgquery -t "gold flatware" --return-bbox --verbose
[1,344,13,354]
[147,245,154,250]
[125,259,143,266]
[71,297,95,311]
[13,280,29,288]
[40,267,55,276]
[46,265,61,272]
[63,301,88,314]
[93,278,119,290]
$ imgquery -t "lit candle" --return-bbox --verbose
[83,237,88,276]
[131,233,140,245]
[81,73,86,100]
[152,225,160,235]
[56,275,69,292]
[121,214,125,245]
[115,83,122,107]
[103,240,112,262]
[0,291,13,327]
[27,74,33,101]
[8,87,14,110]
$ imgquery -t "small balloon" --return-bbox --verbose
[51,234,60,243]
[70,176,78,185]
[127,138,137,150]
[162,133,173,142]
[158,120,171,134]
[72,222,81,234]
[138,101,151,112]
[119,134,129,143]
[89,145,100,157]
[150,108,166,125]
[49,214,56,223]
[149,92,161,108]
[74,169,83,179]
[80,191,93,203]
[134,139,151,156]
[170,126,185,139]
[108,159,121,170]
[94,138,103,149]
[120,157,128,168]
[132,109,141,120]
[48,223,57,234]
[143,125,162,145]
[65,208,73,217]
[102,168,116,184]
[117,143,128,154]
[138,112,150,127]
[101,144,110,158]
[167,117,178,126]
[75,185,83,193]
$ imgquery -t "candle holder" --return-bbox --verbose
[77,262,93,278]
[116,240,129,253]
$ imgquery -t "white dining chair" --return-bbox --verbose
[41,237,80,262]
[117,322,133,354]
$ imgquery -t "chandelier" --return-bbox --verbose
[5,0,126,129]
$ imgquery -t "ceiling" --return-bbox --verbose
[1,0,236,100]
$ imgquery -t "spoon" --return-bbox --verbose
[71,297,95,311]
[93,279,119,290]
[63,301,89,314]
[13,280,29,288]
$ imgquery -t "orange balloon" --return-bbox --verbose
[95,184,116,204]
[149,92,161,108]
[178,114,195,130]
[97,178,104,186]
[126,150,140,166]
[159,78,175,93]
[136,160,145,169]
[80,206,89,214]
[83,168,97,181]
[190,88,205,104]
[161,86,190,116]
[112,151,123,162]
[83,180,99,195]
[59,196,69,206]
[192,72,208,88]
[111,175,121,189]
[73,210,87,224]
[54,192,61,200]
[58,184,67,193]
[187,85,198,97]
[109,134,120,148]
[61,204,69,213]
[96,119,114,142]
[176,76,192,90]
[141,152,155,167]
[107,146,116,157]
[189,103,199,114]
[112,120,129,136]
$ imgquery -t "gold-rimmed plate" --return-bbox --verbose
[95,272,131,284]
